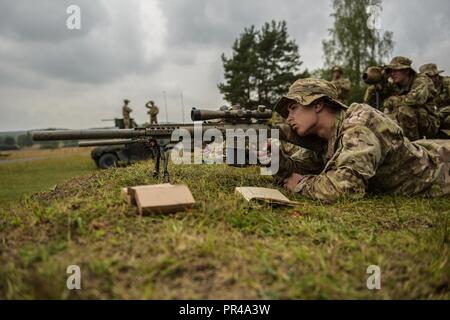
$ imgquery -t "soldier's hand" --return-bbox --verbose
[254,138,269,165]
[374,83,385,91]
[256,138,281,166]
[283,173,303,192]
[384,96,403,109]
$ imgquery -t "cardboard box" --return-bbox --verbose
[123,184,195,214]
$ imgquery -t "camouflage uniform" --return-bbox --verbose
[274,78,450,203]
[419,63,450,130]
[381,57,439,140]
[331,66,352,104]
[122,99,133,129]
[146,101,159,125]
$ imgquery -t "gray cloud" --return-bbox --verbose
[161,0,331,67]
[382,0,450,70]
[0,0,102,42]
[0,0,166,85]
[0,0,449,131]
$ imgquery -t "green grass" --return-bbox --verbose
[0,158,449,299]
[0,154,96,207]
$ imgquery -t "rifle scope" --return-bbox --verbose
[191,108,272,122]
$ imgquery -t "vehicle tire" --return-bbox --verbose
[98,153,118,169]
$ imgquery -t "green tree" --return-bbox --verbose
[62,140,79,148]
[219,20,306,108]
[310,68,332,83]
[17,132,34,148]
[256,21,303,106]
[39,141,60,149]
[322,0,394,102]
[218,26,259,107]
[4,136,16,146]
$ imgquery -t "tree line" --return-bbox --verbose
[219,0,393,107]
[0,134,33,147]
[0,133,76,150]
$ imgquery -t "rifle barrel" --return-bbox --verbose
[32,128,180,141]
[78,139,135,147]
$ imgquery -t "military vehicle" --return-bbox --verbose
[0,144,19,151]
[86,141,155,169]
[87,117,152,169]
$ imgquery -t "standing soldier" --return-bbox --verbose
[146,100,160,125]
[419,63,450,130]
[122,99,133,129]
[331,65,352,104]
[368,56,439,141]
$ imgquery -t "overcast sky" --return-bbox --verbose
[0,0,449,131]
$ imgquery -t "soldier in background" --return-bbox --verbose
[419,63,450,130]
[122,99,133,129]
[260,78,450,203]
[370,56,439,141]
[146,100,160,125]
[331,65,352,104]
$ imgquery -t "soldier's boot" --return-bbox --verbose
[397,105,420,141]
[414,140,450,196]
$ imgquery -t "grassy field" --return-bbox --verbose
[0,147,94,161]
[0,148,96,206]
[0,152,449,299]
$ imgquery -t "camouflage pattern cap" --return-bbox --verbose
[419,63,444,76]
[332,65,343,73]
[274,78,348,118]
[385,56,415,72]
[124,99,130,103]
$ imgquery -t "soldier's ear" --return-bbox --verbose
[313,101,324,113]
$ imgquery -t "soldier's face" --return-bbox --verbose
[286,102,318,136]
[333,71,341,79]
[389,69,409,84]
